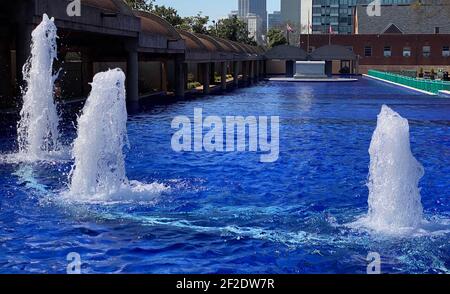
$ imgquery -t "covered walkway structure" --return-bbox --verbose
[264,44,358,77]
[264,45,308,77]
[0,0,265,107]
[309,45,358,76]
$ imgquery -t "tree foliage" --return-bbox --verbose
[182,12,210,34]
[123,2,258,46]
[267,28,287,48]
[152,5,185,28]
[124,0,153,11]
[208,16,257,46]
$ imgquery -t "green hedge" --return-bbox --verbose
[368,70,450,94]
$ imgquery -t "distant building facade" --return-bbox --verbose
[301,0,313,33]
[311,0,414,35]
[355,3,450,34]
[281,0,302,27]
[268,11,283,30]
[281,0,302,45]
[229,10,239,18]
[246,13,264,44]
[299,33,450,75]
[238,0,268,33]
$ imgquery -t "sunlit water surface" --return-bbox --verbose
[0,78,449,273]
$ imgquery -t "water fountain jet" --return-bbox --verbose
[67,68,167,201]
[17,14,60,161]
[69,69,128,197]
[355,105,425,234]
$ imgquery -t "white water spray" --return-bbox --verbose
[69,69,128,197]
[356,105,425,233]
[17,14,60,160]
[67,68,167,201]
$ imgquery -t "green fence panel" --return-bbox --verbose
[368,70,450,94]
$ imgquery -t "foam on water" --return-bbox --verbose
[16,14,60,161]
[66,68,168,202]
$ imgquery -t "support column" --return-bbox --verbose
[15,1,34,94]
[174,56,185,98]
[325,60,333,77]
[286,60,294,77]
[246,61,251,85]
[183,63,188,90]
[81,49,94,97]
[161,61,168,92]
[249,61,255,85]
[126,48,139,103]
[16,24,32,92]
[255,61,260,82]
[259,60,264,79]
[201,63,210,94]
[0,37,12,103]
[232,61,239,88]
[241,61,246,85]
[210,62,216,85]
[220,62,227,91]
[263,60,267,78]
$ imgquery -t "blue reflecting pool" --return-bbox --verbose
[0,78,449,273]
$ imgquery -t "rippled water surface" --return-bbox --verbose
[1,78,449,273]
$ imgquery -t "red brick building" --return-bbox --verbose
[299,34,450,74]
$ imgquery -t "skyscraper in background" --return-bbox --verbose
[281,0,302,45]
[311,0,413,35]
[281,0,301,27]
[268,11,283,30]
[238,0,268,33]
[301,0,313,33]
[246,13,264,44]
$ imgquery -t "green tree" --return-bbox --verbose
[267,28,287,48]
[182,12,210,34]
[209,16,256,46]
[124,0,153,11]
[152,5,185,28]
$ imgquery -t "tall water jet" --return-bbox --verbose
[69,68,128,198]
[17,14,60,160]
[360,105,424,233]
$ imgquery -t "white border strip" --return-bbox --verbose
[363,74,436,96]
[438,90,450,97]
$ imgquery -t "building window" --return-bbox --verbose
[443,46,450,57]
[435,27,440,34]
[423,46,431,57]
[364,46,372,57]
[384,46,391,57]
[403,47,411,57]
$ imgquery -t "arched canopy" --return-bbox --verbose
[33,0,140,37]
[135,11,181,41]
[83,0,134,15]
[196,34,226,52]
[309,45,357,61]
[195,34,235,60]
[178,30,207,51]
[178,30,213,62]
[230,41,250,54]
[264,45,308,60]
[134,11,184,52]
[216,38,242,54]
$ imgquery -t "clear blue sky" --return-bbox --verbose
[153,0,280,22]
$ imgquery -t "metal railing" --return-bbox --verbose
[368,70,450,94]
